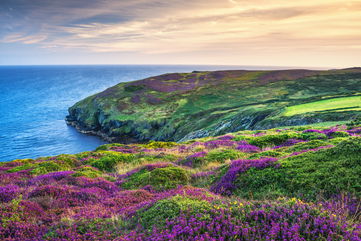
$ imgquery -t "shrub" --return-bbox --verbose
[123,166,189,190]
[95,143,124,151]
[250,150,286,159]
[0,185,20,202]
[7,163,36,173]
[236,144,261,153]
[29,171,75,185]
[88,152,134,171]
[30,161,69,175]
[138,195,211,228]
[143,141,177,149]
[206,149,245,163]
[7,161,70,175]
[248,133,299,148]
[234,138,361,200]
[211,158,278,196]
[129,199,361,240]
[301,132,328,140]
[287,140,330,153]
[28,185,69,199]
[72,166,103,178]
[329,131,350,138]
[179,152,207,167]
[53,154,80,168]
[138,199,181,228]
[347,117,361,128]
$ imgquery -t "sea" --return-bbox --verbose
[0,65,294,162]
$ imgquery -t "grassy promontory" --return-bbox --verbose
[66,68,361,143]
[1,123,361,240]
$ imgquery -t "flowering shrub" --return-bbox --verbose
[0,184,20,202]
[236,144,260,153]
[301,131,328,140]
[179,151,207,167]
[211,158,278,195]
[205,149,245,163]
[29,171,75,185]
[0,124,360,240]
[121,199,361,240]
[204,140,237,149]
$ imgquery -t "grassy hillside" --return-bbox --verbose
[1,123,360,240]
[66,68,361,143]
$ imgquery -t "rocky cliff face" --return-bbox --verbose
[66,68,361,142]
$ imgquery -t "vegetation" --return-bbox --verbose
[1,122,361,240]
[283,96,361,116]
[66,68,361,143]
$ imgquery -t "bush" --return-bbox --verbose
[72,166,103,178]
[301,132,328,140]
[0,185,20,203]
[138,199,181,228]
[248,133,299,148]
[142,141,177,149]
[233,138,361,200]
[123,166,189,190]
[88,152,134,171]
[95,143,124,151]
[206,149,245,163]
[30,161,69,175]
[347,117,361,128]
[287,140,330,153]
[179,152,207,167]
[329,131,350,138]
[249,150,286,159]
[138,195,211,228]
[8,159,75,175]
[53,154,80,168]
[7,163,36,173]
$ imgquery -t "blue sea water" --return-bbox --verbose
[0,65,290,162]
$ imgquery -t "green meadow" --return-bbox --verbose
[284,96,361,116]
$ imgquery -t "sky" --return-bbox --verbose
[0,0,361,67]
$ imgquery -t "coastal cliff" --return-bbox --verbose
[66,68,361,142]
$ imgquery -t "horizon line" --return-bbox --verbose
[0,63,344,70]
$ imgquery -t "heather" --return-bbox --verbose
[1,123,361,240]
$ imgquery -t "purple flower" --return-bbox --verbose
[211,158,278,195]
[0,184,20,202]
[204,140,237,149]
[303,129,324,134]
[273,139,306,149]
[289,145,334,156]
[236,144,260,153]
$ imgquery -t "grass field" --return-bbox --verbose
[283,96,361,116]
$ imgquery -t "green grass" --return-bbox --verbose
[276,121,349,129]
[284,96,361,116]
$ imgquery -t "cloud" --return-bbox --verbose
[2,33,47,44]
[0,0,360,66]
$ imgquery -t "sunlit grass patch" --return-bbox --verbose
[283,96,361,116]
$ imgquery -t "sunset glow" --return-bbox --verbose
[1,0,361,67]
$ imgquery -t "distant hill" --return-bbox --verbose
[66,68,361,142]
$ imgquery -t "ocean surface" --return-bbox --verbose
[0,65,292,162]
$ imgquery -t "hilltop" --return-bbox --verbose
[1,123,360,239]
[66,68,361,143]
